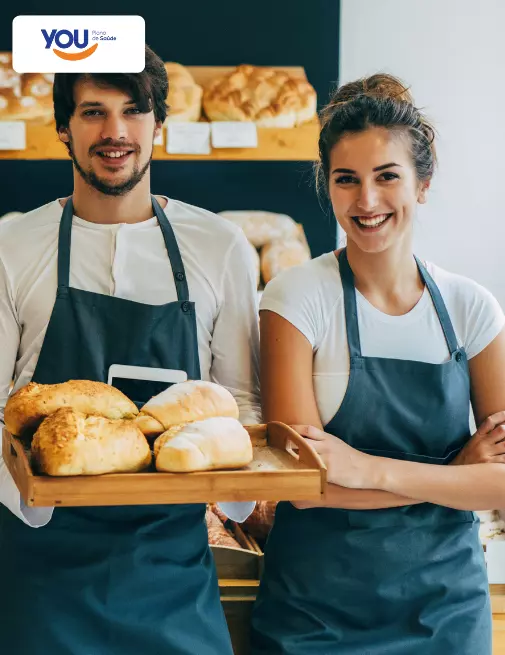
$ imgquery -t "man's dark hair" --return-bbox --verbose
[52,44,168,130]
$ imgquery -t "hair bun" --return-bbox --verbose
[330,73,414,107]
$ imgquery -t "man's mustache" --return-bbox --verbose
[89,140,140,156]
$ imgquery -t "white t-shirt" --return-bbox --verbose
[0,196,261,526]
[260,251,505,427]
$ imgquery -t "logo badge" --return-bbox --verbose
[13,16,145,73]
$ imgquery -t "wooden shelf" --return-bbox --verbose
[0,65,319,161]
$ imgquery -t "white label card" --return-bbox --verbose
[0,122,26,150]
[211,121,258,148]
[166,122,211,155]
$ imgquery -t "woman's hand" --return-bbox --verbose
[451,411,505,465]
[292,425,374,489]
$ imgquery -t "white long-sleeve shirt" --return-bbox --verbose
[0,196,261,526]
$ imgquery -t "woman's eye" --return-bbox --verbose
[379,172,400,181]
[334,175,358,185]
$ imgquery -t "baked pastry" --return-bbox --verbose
[164,62,202,122]
[203,64,317,127]
[243,501,278,539]
[218,210,300,248]
[137,380,239,436]
[260,238,311,284]
[0,52,21,95]
[206,508,241,549]
[154,416,253,473]
[20,73,54,123]
[32,407,151,476]
[4,380,139,436]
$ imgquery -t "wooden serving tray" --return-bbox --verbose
[2,422,326,507]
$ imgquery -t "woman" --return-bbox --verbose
[250,74,505,654]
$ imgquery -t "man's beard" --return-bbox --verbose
[68,138,152,197]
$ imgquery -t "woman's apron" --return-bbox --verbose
[250,248,491,654]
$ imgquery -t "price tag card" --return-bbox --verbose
[211,121,258,148]
[166,123,211,155]
[0,121,26,150]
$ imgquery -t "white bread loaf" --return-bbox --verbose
[140,380,239,432]
[217,210,300,248]
[260,237,311,283]
[154,416,253,473]
[4,380,139,436]
[164,62,202,123]
[32,407,152,476]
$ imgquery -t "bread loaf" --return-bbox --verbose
[205,508,241,549]
[135,412,165,438]
[32,407,151,476]
[243,501,278,539]
[141,380,239,431]
[218,210,300,248]
[260,238,311,283]
[4,380,139,436]
[203,64,316,127]
[164,62,202,122]
[154,416,253,473]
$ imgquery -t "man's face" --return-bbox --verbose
[59,79,160,196]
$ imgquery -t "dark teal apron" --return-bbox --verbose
[251,248,491,654]
[0,196,233,655]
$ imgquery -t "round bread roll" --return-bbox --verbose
[154,416,253,473]
[140,380,239,431]
[261,238,311,284]
[4,380,139,436]
[32,407,151,476]
[20,73,54,123]
[0,87,52,122]
[203,64,317,127]
[135,412,165,438]
[0,52,21,95]
[164,62,202,123]
[218,210,300,248]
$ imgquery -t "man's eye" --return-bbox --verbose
[83,110,102,117]
[126,108,141,114]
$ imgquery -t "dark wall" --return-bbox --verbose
[0,1,340,256]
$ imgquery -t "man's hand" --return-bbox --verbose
[451,411,505,465]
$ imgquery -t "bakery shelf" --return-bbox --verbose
[0,66,320,162]
[3,422,326,507]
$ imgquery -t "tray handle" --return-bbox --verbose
[267,422,327,479]
[2,429,34,505]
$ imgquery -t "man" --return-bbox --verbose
[0,45,260,654]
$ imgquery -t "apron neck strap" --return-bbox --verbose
[57,195,190,302]
[413,255,459,355]
[337,249,460,358]
[337,249,362,359]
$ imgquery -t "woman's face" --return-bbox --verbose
[328,126,429,254]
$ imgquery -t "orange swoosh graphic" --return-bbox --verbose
[53,43,98,61]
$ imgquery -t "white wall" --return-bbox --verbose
[339,0,505,307]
